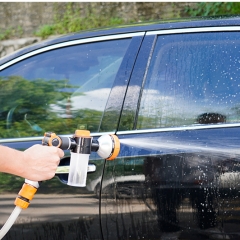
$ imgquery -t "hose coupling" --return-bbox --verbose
[14,180,39,209]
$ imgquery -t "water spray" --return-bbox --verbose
[0,129,120,239]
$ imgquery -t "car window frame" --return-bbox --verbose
[0,32,145,144]
[118,26,240,135]
[100,35,145,133]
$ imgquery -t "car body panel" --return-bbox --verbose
[101,24,240,239]
[102,126,240,239]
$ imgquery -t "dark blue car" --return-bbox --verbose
[1,16,240,239]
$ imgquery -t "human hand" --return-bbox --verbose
[22,144,64,181]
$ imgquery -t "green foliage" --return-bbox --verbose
[118,110,136,131]
[0,173,23,193]
[35,3,125,39]
[185,2,240,17]
[0,76,103,138]
[0,26,23,41]
[34,25,55,39]
[0,28,13,40]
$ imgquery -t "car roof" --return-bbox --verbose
[1,16,240,66]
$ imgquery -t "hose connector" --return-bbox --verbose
[14,180,39,209]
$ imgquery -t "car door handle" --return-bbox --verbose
[56,164,96,174]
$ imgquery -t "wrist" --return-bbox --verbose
[0,146,25,178]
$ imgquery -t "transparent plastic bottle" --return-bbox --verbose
[67,152,90,187]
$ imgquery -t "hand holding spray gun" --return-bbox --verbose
[0,129,120,239]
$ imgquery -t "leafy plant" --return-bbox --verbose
[35,3,125,39]
[34,25,55,39]
[185,2,240,17]
[0,28,13,40]
[0,26,23,41]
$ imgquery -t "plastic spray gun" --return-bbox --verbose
[0,130,120,239]
[42,130,120,186]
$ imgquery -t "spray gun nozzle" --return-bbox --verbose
[42,130,120,161]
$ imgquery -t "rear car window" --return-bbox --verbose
[0,38,130,138]
[137,32,240,129]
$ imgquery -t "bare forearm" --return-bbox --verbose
[0,145,25,177]
[0,145,64,181]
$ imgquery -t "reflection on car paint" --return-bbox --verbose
[101,128,240,239]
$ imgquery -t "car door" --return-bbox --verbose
[0,32,144,239]
[101,27,240,240]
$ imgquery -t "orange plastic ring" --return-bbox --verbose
[107,135,120,160]
[14,197,30,209]
[18,183,37,201]
[75,130,91,137]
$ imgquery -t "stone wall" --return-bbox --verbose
[0,2,194,37]
[0,37,40,58]
[0,2,195,58]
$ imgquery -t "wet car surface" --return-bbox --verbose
[1,16,240,239]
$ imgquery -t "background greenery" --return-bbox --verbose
[2,2,240,41]
[35,2,240,39]
[35,3,126,39]
[185,2,240,17]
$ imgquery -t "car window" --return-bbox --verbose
[137,32,240,129]
[0,38,130,138]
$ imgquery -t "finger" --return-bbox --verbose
[57,148,64,158]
